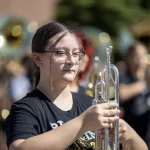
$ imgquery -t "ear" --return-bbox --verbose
[32,53,43,67]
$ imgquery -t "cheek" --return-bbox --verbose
[51,63,63,74]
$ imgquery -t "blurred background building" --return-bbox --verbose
[0,0,150,149]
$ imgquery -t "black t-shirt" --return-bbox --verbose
[5,88,96,149]
[119,74,150,142]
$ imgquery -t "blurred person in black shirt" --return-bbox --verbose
[119,41,150,148]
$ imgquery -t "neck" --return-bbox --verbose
[69,77,79,92]
[37,82,73,111]
[37,79,71,101]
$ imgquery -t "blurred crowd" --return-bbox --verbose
[0,54,34,149]
[0,26,150,149]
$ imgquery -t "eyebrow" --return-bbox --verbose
[54,47,81,51]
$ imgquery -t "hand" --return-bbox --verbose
[99,119,138,143]
[80,103,120,132]
[119,119,132,143]
[119,119,148,150]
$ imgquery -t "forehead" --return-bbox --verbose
[51,32,80,49]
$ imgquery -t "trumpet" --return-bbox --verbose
[92,46,120,150]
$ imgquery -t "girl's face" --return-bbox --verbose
[128,45,147,71]
[38,32,84,85]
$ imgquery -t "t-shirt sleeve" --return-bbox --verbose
[5,100,39,148]
[119,75,131,84]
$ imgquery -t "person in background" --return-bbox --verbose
[119,41,150,148]
[69,30,95,93]
[20,55,35,86]
[5,22,148,150]
[7,57,31,104]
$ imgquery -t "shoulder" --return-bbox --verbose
[6,89,45,132]
[119,74,133,84]
[10,89,43,113]
[72,92,93,107]
[5,90,44,148]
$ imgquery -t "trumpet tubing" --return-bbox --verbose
[93,46,120,150]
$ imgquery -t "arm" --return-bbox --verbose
[9,103,120,150]
[119,81,146,102]
[10,116,85,150]
[119,119,148,150]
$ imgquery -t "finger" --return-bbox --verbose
[107,116,119,123]
[103,109,120,117]
[103,122,110,128]
[109,116,119,123]
[107,117,111,124]
[108,103,119,109]
[99,103,119,109]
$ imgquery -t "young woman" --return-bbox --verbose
[5,22,148,150]
[119,42,150,148]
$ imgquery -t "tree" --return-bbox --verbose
[56,0,150,36]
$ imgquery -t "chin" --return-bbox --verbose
[62,77,75,84]
[63,74,76,82]
[64,78,74,83]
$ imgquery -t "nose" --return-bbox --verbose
[66,55,78,65]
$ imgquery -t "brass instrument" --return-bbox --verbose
[93,46,120,150]
[0,17,32,121]
[0,16,32,58]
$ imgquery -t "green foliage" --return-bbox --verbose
[56,0,150,36]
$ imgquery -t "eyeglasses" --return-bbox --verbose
[45,50,85,62]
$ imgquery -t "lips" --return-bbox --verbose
[63,69,75,72]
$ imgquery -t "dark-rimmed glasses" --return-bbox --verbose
[44,50,85,62]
